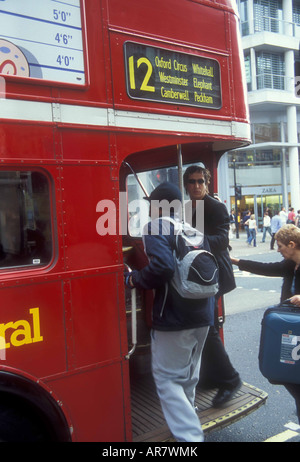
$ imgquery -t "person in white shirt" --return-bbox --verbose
[279,207,288,226]
[246,214,257,247]
[262,211,272,242]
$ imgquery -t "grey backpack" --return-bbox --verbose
[163,217,219,299]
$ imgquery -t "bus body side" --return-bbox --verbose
[0,0,253,441]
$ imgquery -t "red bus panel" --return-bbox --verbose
[0,0,259,443]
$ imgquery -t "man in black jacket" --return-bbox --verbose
[184,165,241,407]
[125,182,214,442]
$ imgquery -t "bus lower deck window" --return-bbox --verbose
[0,171,52,269]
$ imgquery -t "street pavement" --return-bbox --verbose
[229,229,278,258]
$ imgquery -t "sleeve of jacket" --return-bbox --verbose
[204,196,229,253]
[238,259,289,277]
[131,220,175,290]
[207,220,229,253]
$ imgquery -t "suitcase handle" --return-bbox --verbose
[282,299,300,312]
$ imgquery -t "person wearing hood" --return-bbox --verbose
[124,181,214,442]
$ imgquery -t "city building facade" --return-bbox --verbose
[218,0,300,228]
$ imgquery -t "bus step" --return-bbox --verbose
[131,377,267,442]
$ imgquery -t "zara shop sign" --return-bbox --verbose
[235,185,282,196]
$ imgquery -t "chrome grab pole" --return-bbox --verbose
[122,161,149,198]
[177,144,186,225]
[126,288,137,359]
[124,264,137,359]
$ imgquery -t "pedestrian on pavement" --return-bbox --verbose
[288,207,296,224]
[229,209,236,239]
[246,214,257,247]
[230,224,300,424]
[270,210,282,250]
[262,211,272,242]
[184,165,242,408]
[279,207,288,226]
[124,182,214,442]
[242,211,251,241]
[296,210,300,228]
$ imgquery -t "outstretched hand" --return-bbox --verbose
[290,295,300,307]
[230,256,240,265]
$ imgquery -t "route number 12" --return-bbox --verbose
[128,56,155,93]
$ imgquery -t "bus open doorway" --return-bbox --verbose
[120,149,267,442]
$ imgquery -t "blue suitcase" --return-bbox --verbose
[259,302,300,384]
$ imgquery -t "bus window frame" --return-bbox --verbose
[0,167,56,273]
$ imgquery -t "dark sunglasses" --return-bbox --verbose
[187,178,205,185]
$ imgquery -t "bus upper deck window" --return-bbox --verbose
[0,171,52,269]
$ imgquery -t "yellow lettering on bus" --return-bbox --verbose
[173,60,187,72]
[0,322,13,349]
[128,55,136,89]
[10,320,32,347]
[161,87,190,101]
[194,91,213,105]
[0,307,43,350]
[137,57,155,92]
[128,56,155,93]
[30,308,43,343]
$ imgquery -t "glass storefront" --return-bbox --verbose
[230,193,284,230]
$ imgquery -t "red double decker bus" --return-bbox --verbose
[0,0,267,442]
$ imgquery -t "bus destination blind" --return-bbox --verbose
[124,42,221,110]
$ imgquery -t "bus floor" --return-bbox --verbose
[130,374,268,442]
